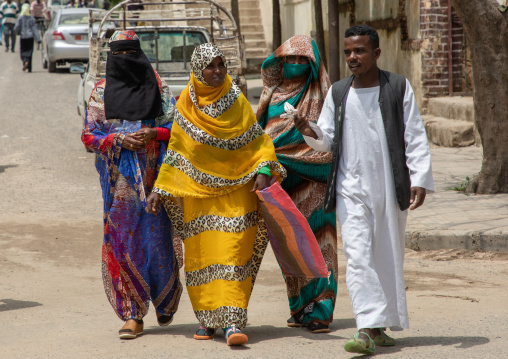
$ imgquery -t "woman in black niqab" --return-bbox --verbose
[104,30,162,121]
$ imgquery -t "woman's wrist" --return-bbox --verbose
[257,166,272,177]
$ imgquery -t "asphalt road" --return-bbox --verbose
[0,50,507,359]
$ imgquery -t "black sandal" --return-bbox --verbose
[308,322,330,333]
[156,312,173,327]
[287,315,303,327]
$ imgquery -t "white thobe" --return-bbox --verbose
[304,80,433,330]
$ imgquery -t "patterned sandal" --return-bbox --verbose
[344,331,375,355]
[373,328,395,346]
[194,326,216,340]
[224,326,248,346]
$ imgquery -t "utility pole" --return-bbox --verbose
[272,0,282,50]
[314,0,327,68]
[231,0,241,36]
[327,0,340,82]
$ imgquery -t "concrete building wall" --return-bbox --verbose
[260,0,273,50]
[259,0,315,52]
[280,0,314,42]
[336,0,424,108]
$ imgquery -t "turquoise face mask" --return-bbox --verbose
[283,62,311,79]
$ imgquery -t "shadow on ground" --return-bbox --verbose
[0,298,42,312]
[0,165,18,174]
[142,317,357,348]
[345,335,491,357]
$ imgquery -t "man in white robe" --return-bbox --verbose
[294,25,434,355]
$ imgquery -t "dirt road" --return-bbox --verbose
[0,51,506,358]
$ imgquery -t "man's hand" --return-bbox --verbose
[146,192,161,214]
[409,187,426,210]
[293,114,318,139]
[251,174,271,192]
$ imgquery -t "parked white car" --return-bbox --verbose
[42,8,114,72]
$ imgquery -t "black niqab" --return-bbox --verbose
[104,40,163,121]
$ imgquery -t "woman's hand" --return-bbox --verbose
[121,128,157,151]
[146,192,161,214]
[251,174,271,192]
[122,133,145,151]
[135,127,157,144]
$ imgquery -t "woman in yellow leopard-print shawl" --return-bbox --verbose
[147,43,285,346]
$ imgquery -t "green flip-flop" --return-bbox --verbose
[373,328,395,346]
[344,331,375,355]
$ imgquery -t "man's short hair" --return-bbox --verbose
[345,25,379,49]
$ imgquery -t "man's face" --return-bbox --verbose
[343,35,380,78]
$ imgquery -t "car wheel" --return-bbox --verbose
[48,60,57,73]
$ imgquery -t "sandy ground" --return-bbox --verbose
[0,51,507,358]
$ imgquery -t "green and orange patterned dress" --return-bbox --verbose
[257,35,338,328]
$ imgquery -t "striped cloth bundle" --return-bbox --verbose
[256,181,329,278]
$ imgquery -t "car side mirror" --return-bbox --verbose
[70,62,85,74]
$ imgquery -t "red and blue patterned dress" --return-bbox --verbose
[82,73,182,321]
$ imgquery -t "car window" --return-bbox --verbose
[51,0,71,5]
[60,13,88,25]
[138,31,207,72]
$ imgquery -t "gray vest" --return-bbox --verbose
[323,70,410,213]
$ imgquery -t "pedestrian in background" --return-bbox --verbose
[256,35,338,334]
[30,0,46,23]
[81,30,182,340]
[30,0,46,49]
[294,24,434,355]
[0,0,19,52]
[14,3,40,72]
[0,18,3,46]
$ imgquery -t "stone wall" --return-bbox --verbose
[420,0,470,102]
[420,0,449,99]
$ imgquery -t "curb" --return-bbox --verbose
[406,230,508,252]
